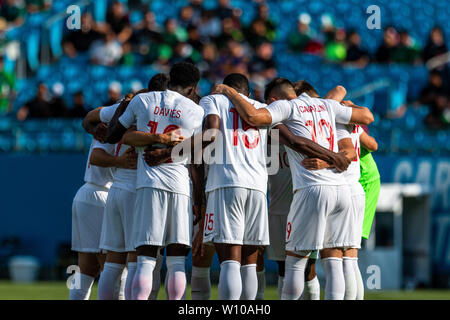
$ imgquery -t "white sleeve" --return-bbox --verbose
[99,104,119,124]
[92,139,115,155]
[266,100,292,125]
[336,123,351,141]
[118,97,138,129]
[200,95,220,117]
[327,100,353,124]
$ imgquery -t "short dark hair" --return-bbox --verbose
[169,62,200,88]
[148,73,170,91]
[264,77,294,101]
[293,80,319,97]
[223,73,250,96]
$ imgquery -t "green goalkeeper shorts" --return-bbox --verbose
[361,178,381,239]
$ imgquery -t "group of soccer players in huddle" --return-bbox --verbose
[69,61,381,301]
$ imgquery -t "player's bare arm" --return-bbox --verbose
[106,98,132,144]
[302,138,356,171]
[360,131,378,152]
[122,130,184,147]
[324,85,347,102]
[343,100,375,126]
[213,84,273,126]
[273,124,351,172]
[90,147,137,169]
[82,107,109,142]
[190,163,205,226]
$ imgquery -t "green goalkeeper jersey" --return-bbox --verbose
[359,147,380,184]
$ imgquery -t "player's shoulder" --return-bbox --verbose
[200,94,229,106]
[246,96,267,109]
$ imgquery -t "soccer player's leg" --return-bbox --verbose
[191,244,215,300]
[321,185,354,300]
[361,178,381,240]
[215,243,243,300]
[149,248,164,300]
[241,189,270,300]
[302,251,320,300]
[255,246,266,300]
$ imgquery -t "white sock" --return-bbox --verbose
[303,276,321,300]
[125,262,137,300]
[218,260,242,300]
[114,267,127,300]
[277,276,284,300]
[240,264,257,300]
[191,266,211,300]
[131,256,156,300]
[166,256,186,300]
[256,270,266,300]
[343,257,357,300]
[69,273,95,300]
[353,258,364,300]
[98,262,125,300]
[322,257,345,300]
[281,255,308,300]
[149,252,164,300]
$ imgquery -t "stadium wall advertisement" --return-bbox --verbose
[0,154,449,276]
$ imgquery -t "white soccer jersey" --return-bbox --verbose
[84,139,116,189]
[268,144,292,216]
[336,123,363,184]
[101,102,137,193]
[200,94,269,195]
[118,90,204,197]
[266,93,352,191]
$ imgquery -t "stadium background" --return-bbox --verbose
[0,0,449,298]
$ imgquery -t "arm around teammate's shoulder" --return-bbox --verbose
[360,131,378,152]
[345,100,374,126]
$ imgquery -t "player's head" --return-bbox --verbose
[264,77,296,104]
[223,73,250,97]
[148,73,170,91]
[169,62,200,99]
[293,80,320,98]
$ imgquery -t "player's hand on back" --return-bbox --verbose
[332,151,351,172]
[211,84,233,96]
[93,123,108,143]
[160,129,185,147]
[341,100,354,107]
[301,158,332,170]
[143,146,171,166]
[117,147,137,169]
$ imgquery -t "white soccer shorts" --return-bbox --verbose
[100,186,137,252]
[345,183,366,249]
[203,187,269,246]
[267,214,288,261]
[133,187,192,248]
[71,183,109,253]
[285,185,354,255]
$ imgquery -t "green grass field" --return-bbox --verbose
[0,281,449,300]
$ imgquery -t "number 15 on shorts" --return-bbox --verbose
[204,212,214,234]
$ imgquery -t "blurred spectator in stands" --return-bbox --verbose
[104,81,122,106]
[246,18,272,48]
[249,42,276,80]
[48,83,67,118]
[288,13,322,54]
[375,27,399,63]
[216,17,244,49]
[197,42,218,80]
[422,26,448,63]
[67,91,88,118]
[106,1,132,43]
[320,14,336,44]
[179,5,195,29]
[170,42,199,65]
[189,0,205,24]
[216,40,249,79]
[17,82,51,120]
[215,0,234,20]
[163,18,188,49]
[63,12,104,58]
[90,29,123,66]
[417,70,449,129]
[255,2,276,42]
[345,30,369,67]
[324,29,347,63]
[25,0,51,14]
[197,9,221,40]
[0,55,16,113]
[0,0,25,27]
[131,10,163,63]
[394,30,421,64]
[120,41,135,66]
[187,25,203,51]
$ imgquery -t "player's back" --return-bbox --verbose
[281,93,348,190]
[268,144,293,215]
[128,90,204,196]
[200,94,269,195]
